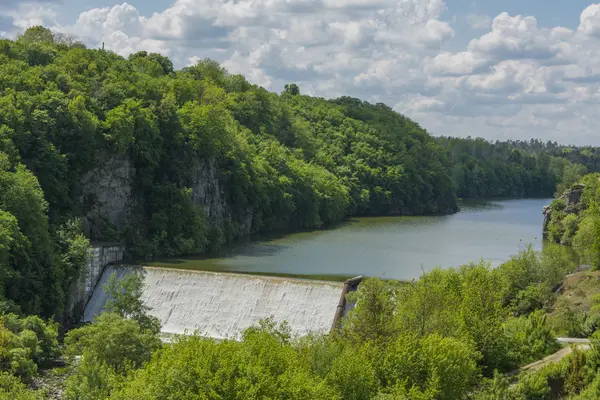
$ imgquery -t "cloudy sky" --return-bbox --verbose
[1,0,600,145]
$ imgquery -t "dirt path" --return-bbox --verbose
[520,343,591,372]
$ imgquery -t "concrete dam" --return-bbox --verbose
[84,264,362,340]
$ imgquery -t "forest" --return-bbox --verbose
[2,26,600,398]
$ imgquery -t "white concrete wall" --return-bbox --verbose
[66,243,125,322]
[84,267,344,339]
[85,245,124,300]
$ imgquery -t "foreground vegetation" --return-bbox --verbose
[3,244,598,399]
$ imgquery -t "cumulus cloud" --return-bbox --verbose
[0,2,58,34]
[578,3,600,37]
[3,1,600,144]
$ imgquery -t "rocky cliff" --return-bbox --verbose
[189,158,254,240]
[543,183,585,241]
[81,155,135,239]
[81,154,254,252]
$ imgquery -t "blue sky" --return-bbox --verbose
[2,0,600,145]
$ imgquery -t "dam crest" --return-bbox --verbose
[84,260,362,340]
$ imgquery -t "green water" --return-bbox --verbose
[151,198,552,281]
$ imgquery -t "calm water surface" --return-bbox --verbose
[152,198,551,281]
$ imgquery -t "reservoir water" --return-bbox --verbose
[151,198,551,281]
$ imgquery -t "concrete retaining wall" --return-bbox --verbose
[84,266,346,339]
[66,243,124,322]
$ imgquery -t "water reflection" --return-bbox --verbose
[149,198,552,281]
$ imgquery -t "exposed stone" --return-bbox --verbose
[543,205,552,236]
[565,185,584,208]
[191,158,226,227]
[81,155,134,238]
[190,158,253,237]
[543,184,586,239]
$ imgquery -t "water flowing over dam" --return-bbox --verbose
[84,266,356,339]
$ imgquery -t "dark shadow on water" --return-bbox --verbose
[458,198,505,211]
[144,221,360,267]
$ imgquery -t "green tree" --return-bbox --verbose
[104,272,161,334]
[0,372,45,400]
[111,319,338,400]
[64,312,162,400]
[283,83,300,96]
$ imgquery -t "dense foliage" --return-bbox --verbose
[0,313,59,382]
[437,137,587,199]
[0,26,460,263]
[0,26,590,267]
[545,173,600,267]
[0,244,596,399]
[0,152,89,317]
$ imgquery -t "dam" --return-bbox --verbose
[84,265,361,339]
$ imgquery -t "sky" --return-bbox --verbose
[1,1,600,145]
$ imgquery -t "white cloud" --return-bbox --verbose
[579,3,600,37]
[1,2,57,33]
[4,1,600,144]
[466,13,491,29]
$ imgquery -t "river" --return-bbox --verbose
[151,198,552,281]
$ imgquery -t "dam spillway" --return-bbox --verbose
[84,266,351,339]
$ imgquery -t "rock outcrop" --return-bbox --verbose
[81,155,135,238]
[543,184,585,239]
[543,205,552,235]
[566,184,585,208]
[191,158,226,228]
[189,158,254,239]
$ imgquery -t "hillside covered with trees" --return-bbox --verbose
[0,26,588,268]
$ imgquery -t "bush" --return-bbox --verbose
[514,362,566,400]
[562,214,581,245]
[64,312,162,399]
[503,310,559,367]
[0,372,45,400]
[111,320,338,400]
[0,314,59,381]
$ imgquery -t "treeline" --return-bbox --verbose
[438,136,587,199]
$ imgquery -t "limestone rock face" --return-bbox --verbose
[543,205,552,234]
[80,154,255,246]
[542,184,585,239]
[81,155,134,238]
[190,158,254,238]
[191,158,226,228]
[565,184,584,209]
